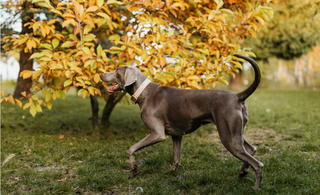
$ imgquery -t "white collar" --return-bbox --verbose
[130,79,151,103]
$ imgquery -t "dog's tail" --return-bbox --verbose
[234,54,261,102]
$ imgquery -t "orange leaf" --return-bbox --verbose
[58,135,64,139]
[20,70,33,79]
[69,142,74,146]
[57,177,67,182]
[27,152,31,156]
[15,99,22,108]
[7,95,15,105]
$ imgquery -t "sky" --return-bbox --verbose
[0,57,20,80]
[0,0,22,81]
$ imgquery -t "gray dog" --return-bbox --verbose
[100,54,263,189]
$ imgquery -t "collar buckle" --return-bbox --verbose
[131,95,138,104]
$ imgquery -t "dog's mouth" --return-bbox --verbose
[107,84,120,93]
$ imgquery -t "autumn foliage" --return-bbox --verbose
[1,0,274,117]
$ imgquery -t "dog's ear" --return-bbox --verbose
[124,66,138,87]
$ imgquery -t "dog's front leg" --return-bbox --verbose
[128,132,166,173]
[171,135,183,170]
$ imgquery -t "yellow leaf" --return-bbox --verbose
[47,101,52,110]
[59,134,64,139]
[52,92,57,100]
[36,105,42,112]
[94,73,100,83]
[30,104,37,117]
[15,99,22,108]
[86,6,98,12]
[82,89,88,99]
[187,75,200,81]
[21,91,27,97]
[83,47,91,55]
[191,82,202,89]
[88,87,94,95]
[23,103,30,110]
[40,24,46,37]
[7,95,15,105]
[97,0,104,7]
[52,38,60,49]
[20,70,33,79]
[97,13,110,20]
[83,24,93,34]
[245,51,257,58]
[106,0,124,5]
[57,90,66,100]
[32,69,43,79]
[69,142,74,146]
[97,44,102,57]
[31,95,39,100]
[175,66,182,72]
[65,70,71,78]
[26,40,33,50]
[64,79,73,87]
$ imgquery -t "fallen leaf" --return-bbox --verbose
[27,152,31,156]
[1,154,15,167]
[69,142,73,146]
[70,127,80,131]
[57,177,67,182]
[58,135,64,139]
[135,187,143,192]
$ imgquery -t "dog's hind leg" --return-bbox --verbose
[239,138,257,177]
[216,116,263,189]
[171,135,183,170]
[239,101,257,177]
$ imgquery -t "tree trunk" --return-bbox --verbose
[90,95,99,129]
[13,1,33,98]
[294,58,301,86]
[230,69,243,90]
[100,92,126,129]
[14,52,33,98]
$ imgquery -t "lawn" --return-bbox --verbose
[1,89,320,194]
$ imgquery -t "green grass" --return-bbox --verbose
[1,89,320,194]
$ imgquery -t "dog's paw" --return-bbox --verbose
[170,163,180,171]
[239,170,249,177]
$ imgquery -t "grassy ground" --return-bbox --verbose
[1,89,320,194]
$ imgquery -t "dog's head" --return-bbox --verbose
[100,66,138,92]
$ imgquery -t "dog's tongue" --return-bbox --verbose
[107,84,119,93]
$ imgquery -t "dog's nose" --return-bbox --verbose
[99,73,103,78]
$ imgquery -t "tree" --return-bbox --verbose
[0,0,61,98]
[246,0,320,60]
[245,0,320,86]
[1,0,274,129]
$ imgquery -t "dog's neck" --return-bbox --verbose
[125,73,148,97]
